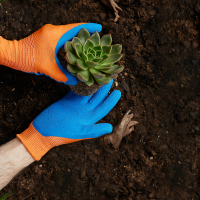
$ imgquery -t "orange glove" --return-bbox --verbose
[0,23,102,85]
[17,123,83,161]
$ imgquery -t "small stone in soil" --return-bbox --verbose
[190,111,198,120]
[121,79,130,93]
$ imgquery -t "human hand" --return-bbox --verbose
[0,23,102,85]
[17,80,121,160]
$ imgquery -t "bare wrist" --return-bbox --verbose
[0,138,34,190]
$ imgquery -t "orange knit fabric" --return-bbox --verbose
[0,36,35,72]
[17,123,85,161]
[0,23,85,82]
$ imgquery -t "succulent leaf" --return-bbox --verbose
[101,54,122,65]
[72,37,82,47]
[83,39,94,51]
[93,45,102,52]
[82,51,88,61]
[94,65,112,70]
[67,64,80,73]
[92,58,102,62]
[90,32,100,46]
[85,60,98,68]
[95,74,111,85]
[100,34,112,46]
[66,52,79,65]
[64,41,75,54]
[77,69,90,82]
[89,49,96,55]
[85,74,94,86]
[95,50,102,57]
[74,44,83,59]
[110,44,122,55]
[87,48,95,56]
[99,54,109,63]
[89,68,105,79]
[100,65,124,74]
[87,53,95,61]
[77,59,88,70]
[78,28,90,45]
[87,47,92,53]
[102,45,112,55]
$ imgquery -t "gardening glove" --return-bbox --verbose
[0,23,102,85]
[17,80,121,160]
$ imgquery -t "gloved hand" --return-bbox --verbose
[0,23,102,85]
[17,80,121,160]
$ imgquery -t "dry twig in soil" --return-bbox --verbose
[101,0,122,22]
[104,110,138,148]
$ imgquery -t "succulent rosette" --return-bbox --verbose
[64,28,124,86]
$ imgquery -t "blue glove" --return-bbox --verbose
[32,80,121,139]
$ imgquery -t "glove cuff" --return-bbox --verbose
[0,36,35,72]
[17,123,83,161]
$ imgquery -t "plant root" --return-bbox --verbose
[104,110,138,148]
[109,0,122,22]
[101,0,122,22]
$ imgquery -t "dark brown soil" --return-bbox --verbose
[0,0,200,199]
[69,80,102,96]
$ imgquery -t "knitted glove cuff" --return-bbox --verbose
[17,123,82,161]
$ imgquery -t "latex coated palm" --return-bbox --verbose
[0,23,102,85]
[17,80,121,160]
[33,80,120,139]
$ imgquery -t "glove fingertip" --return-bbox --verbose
[105,123,113,133]
[100,90,121,110]
[111,90,121,100]
[96,123,113,136]
[91,23,102,32]
[58,63,78,85]
[65,75,79,85]
[108,78,113,86]
[83,23,102,33]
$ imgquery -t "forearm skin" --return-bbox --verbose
[0,138,34,190]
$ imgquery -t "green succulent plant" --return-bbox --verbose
[64,28,124,86]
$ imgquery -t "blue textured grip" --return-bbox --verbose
[55,23,102,85]
[32,80,121,139]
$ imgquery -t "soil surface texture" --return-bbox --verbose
[0,0,200,199]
